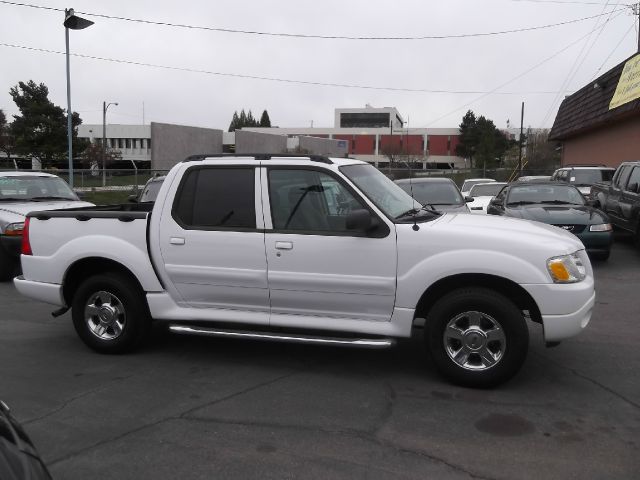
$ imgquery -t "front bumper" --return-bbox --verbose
[541,291,595,342]
[576,230,613,254]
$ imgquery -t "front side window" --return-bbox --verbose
[173,167,255,229]
[269,169,366,233]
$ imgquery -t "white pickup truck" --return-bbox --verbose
[14,155,595,387]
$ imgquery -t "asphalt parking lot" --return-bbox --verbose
[1,236,639,480]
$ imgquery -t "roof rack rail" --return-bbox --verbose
[562,164,610,168]
[182,153,333,164]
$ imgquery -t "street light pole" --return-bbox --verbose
[102,101,117,187]
[63,8,93,189]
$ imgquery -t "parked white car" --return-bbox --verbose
[468,182,508,214]
[15,155,595,388]
[461,178,496,196]
[0,171,93,280]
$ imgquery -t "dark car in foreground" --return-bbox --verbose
[0,400,52,480]
[487,182,612,260]
[395,177,471,213]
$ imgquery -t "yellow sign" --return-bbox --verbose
[610,54,640,110]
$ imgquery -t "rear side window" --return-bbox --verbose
[173,167,255,229]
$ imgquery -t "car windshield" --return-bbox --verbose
[0,175,77,201]
[340,164,419,218]
[397,181,463,206]
[139,179,164,202]
[507,184,585,206]
[469,183,505,197]
[570,169,614,185]
[462,179,494,191]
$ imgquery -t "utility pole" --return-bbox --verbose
[518,102,524,177]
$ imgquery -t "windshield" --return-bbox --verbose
[397,180,463,205]
[139,178,164,202]
[469,183,506,197]
[0,175,78,201]
[570,169,614,185]
[507,184,585,206]
[462,179,494,191]
[340,164,418,218]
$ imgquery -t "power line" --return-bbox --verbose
[0,41,587,95]
[0,0,627,40]
[593,21,636,77]
[424,18,621,126]
[541,2,624,125]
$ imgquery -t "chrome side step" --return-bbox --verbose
[168,324,395,349]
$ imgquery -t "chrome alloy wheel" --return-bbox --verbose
[84,291,126,341]
[443,311,506,371]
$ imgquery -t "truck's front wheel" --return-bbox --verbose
[425,288,529,388]
[72,272,150,353]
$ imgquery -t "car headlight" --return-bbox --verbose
[589,223,612,232]
[3,222,24,236]
[547,252,586,283]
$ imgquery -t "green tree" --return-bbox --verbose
[259,110,271,127]
[456,110,511,169]
[228,111,240,132]
[9,80,87,167]
[0,109,16,164]
[456,110,478,167]
[228,108,270,131]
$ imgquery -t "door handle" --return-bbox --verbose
[275,241,293,250]
[169,237,185,245]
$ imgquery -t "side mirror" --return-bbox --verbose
[465,196,474,203]
[127,194,139,203]
[346,209,377,232]
[628,182,639,194]
[75,191,87,200]
[585,198,597,207]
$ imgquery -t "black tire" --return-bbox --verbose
[425,287,529,388]
[71,272,151,353]
[0,247,19,282]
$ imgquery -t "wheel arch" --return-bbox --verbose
[414,273,542,326]
[62,257,145,306]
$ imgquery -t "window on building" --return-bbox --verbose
[125,139,131,149]
[173,167,256,229]
[340,112,390,128]
[117,138,123,149]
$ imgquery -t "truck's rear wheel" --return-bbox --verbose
[425,288,529,388]
[71,272,150,353]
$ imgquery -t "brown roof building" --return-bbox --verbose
[549,53,640,168]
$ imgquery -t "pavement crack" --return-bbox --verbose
[177,415,495,480]
[533,352,640,410]
[23,374,136,425]
[47,369,299,468]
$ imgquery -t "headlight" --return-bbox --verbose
[589,223,612,232]
[547,252,586,283]
[3,222,24,236]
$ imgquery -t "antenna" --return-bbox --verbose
[402,160,420,231]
